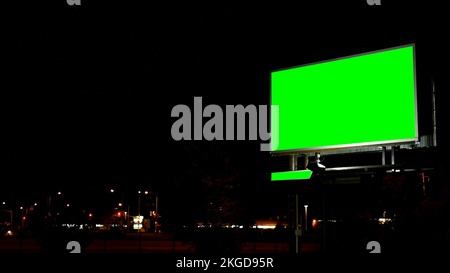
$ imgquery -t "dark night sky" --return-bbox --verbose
[1,1,450,218]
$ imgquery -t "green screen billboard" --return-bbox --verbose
[270,44,418,154]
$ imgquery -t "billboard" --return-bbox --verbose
[270,44,418,154]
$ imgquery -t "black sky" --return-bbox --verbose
[1,1,450,216]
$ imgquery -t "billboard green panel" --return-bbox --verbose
[270,44,418,153]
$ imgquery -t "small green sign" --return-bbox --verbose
[271,170,313,181]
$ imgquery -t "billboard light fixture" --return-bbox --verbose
[315,152,326,169]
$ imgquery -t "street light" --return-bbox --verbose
[20,206,25,228]
[137,191,142,217]
[137,191,143,232]
[137,190,159,233]
[47,191,62,215]
[146,191,159,233]
[109,189,128,231]
[304,205,308,231]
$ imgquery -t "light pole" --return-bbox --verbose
[137,190,159,233]
[155,195,158,232]
[304,205,308,231]
[20,207,24,228]
[146,191,159,233]
[110,188,115,211]
[110,188,126,228]
[137,191,143,232]
[137,191,141,217]
[47,191,62,216]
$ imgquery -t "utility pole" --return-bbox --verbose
[137,191,141,233]
[155,195,159,233]
[147,191,159,233]
[432,78,437,147]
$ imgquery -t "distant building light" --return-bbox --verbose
[253,225,277,229]
[377,217,392,224]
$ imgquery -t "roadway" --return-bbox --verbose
[0,233,320,254]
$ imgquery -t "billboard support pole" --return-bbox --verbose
[289,154,297,173]
[391,146,395,165]
[288,154,301,254]
[303,153,309,169]
[382,146,386,165]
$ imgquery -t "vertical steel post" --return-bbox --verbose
[391,146,395,165]
[432,78,437,147]
[289,154,300,254]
